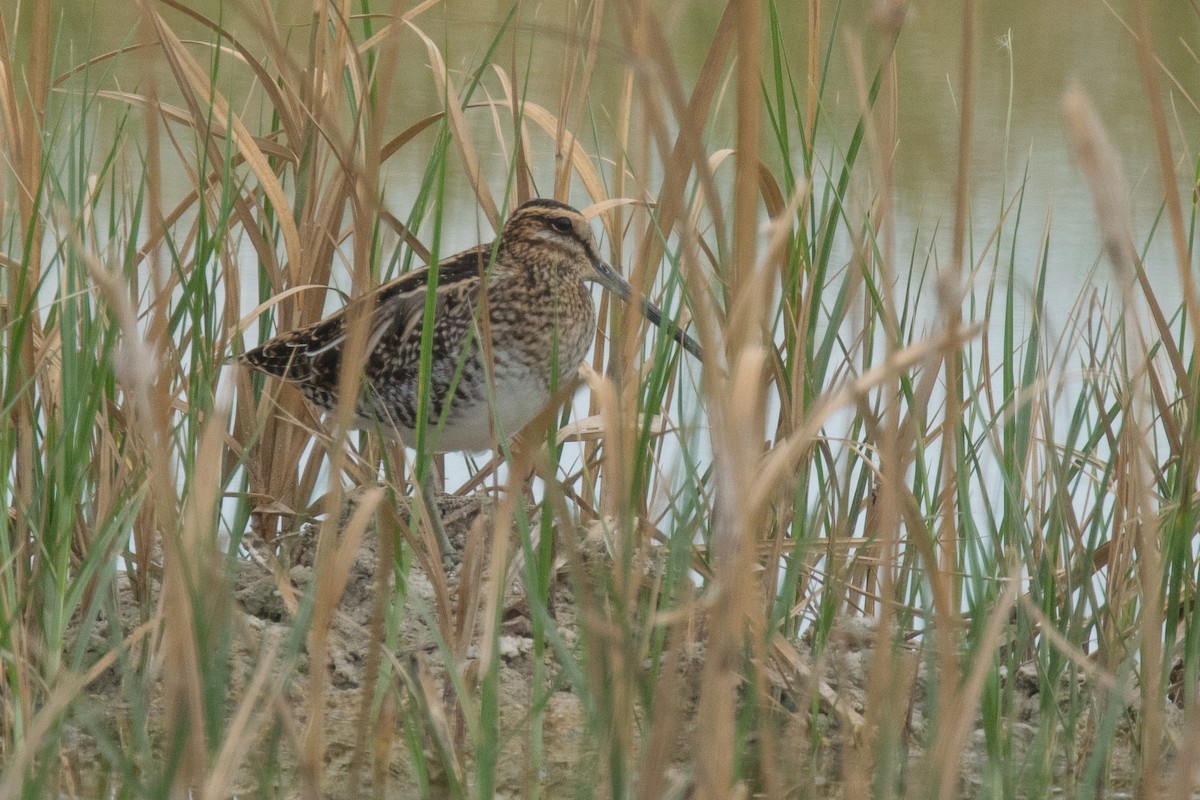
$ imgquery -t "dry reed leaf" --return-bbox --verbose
[636,615,699,800]
[762,180,810,262]
[381,112,445,163]
[354,0,445,55]
[479,93,612,211]
[551,1,604,199]
[1,0,48,576]
[771,634,867,739]
[1127,0,1200,360]
[479,81,518,183]
[406,21,499,226]
[922,572,1020,799]
[1019,595,1116,690]
[725,347,767,467]
[0,59,20,155]
[183,390,230,558]
[200,636,282,800]
[49,42,164,88]
[1166,683,1200,798]
[321,488,382,623]
[93,88,299,161]
[1132,264,1189,394]
[582,197,638,219]
[329,17,366,113]
[749,324,983,519]
[448,452,503,496]
[757,162,786,218]
[234,284,337,338]
[683,147,736,332]
[397,483,456,635]
[135,162,282,285]
[453,510,488,660]
[0,618,160,800]
[728,5,763,298]
[616,0,736,277]
[579,361,631,518]
[157,0,302,138]
[242,534,300,614]
[299,485,384,790]
[149,10,303,272]
[556,413,669,444]
[691,535,868,563]
[415,652,468,787]
[378,209,433,262]
[1064,77,1170,797]
[1061,85,1135,283]
[684,149,733,216]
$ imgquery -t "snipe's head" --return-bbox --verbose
[500,198,703,360]
[499,199,612,286]
[500,198,645,303]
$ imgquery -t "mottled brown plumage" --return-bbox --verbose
[239,198,700,452]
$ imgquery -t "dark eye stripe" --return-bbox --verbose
[550,216,572,233]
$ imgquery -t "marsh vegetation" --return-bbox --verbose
[2,1,1199,798]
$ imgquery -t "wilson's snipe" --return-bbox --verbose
[239,199,700,452]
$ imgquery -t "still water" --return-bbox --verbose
[34,0,1200,518]
[26,0,1200,515]
[47,0,1200,309]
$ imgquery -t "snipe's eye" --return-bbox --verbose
[549,216,573,234]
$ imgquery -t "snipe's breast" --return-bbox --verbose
[352,279,597,451]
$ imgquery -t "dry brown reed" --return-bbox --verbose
[3,0,1198,797]
[1064,81,1174,800]
[0,0,50,760]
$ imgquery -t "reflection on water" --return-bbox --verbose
[17,8,1200,787]
[888,1,1199,312]
[44,0,1200,312]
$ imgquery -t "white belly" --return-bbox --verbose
[442,378,554,452]
[379,375,560,453]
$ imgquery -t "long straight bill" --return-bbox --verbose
[593,258,703,361]
[637,296,703,361]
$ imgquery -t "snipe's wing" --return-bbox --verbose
[239,244,493,386]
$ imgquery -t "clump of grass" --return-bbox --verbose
[2,0,1199,798]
